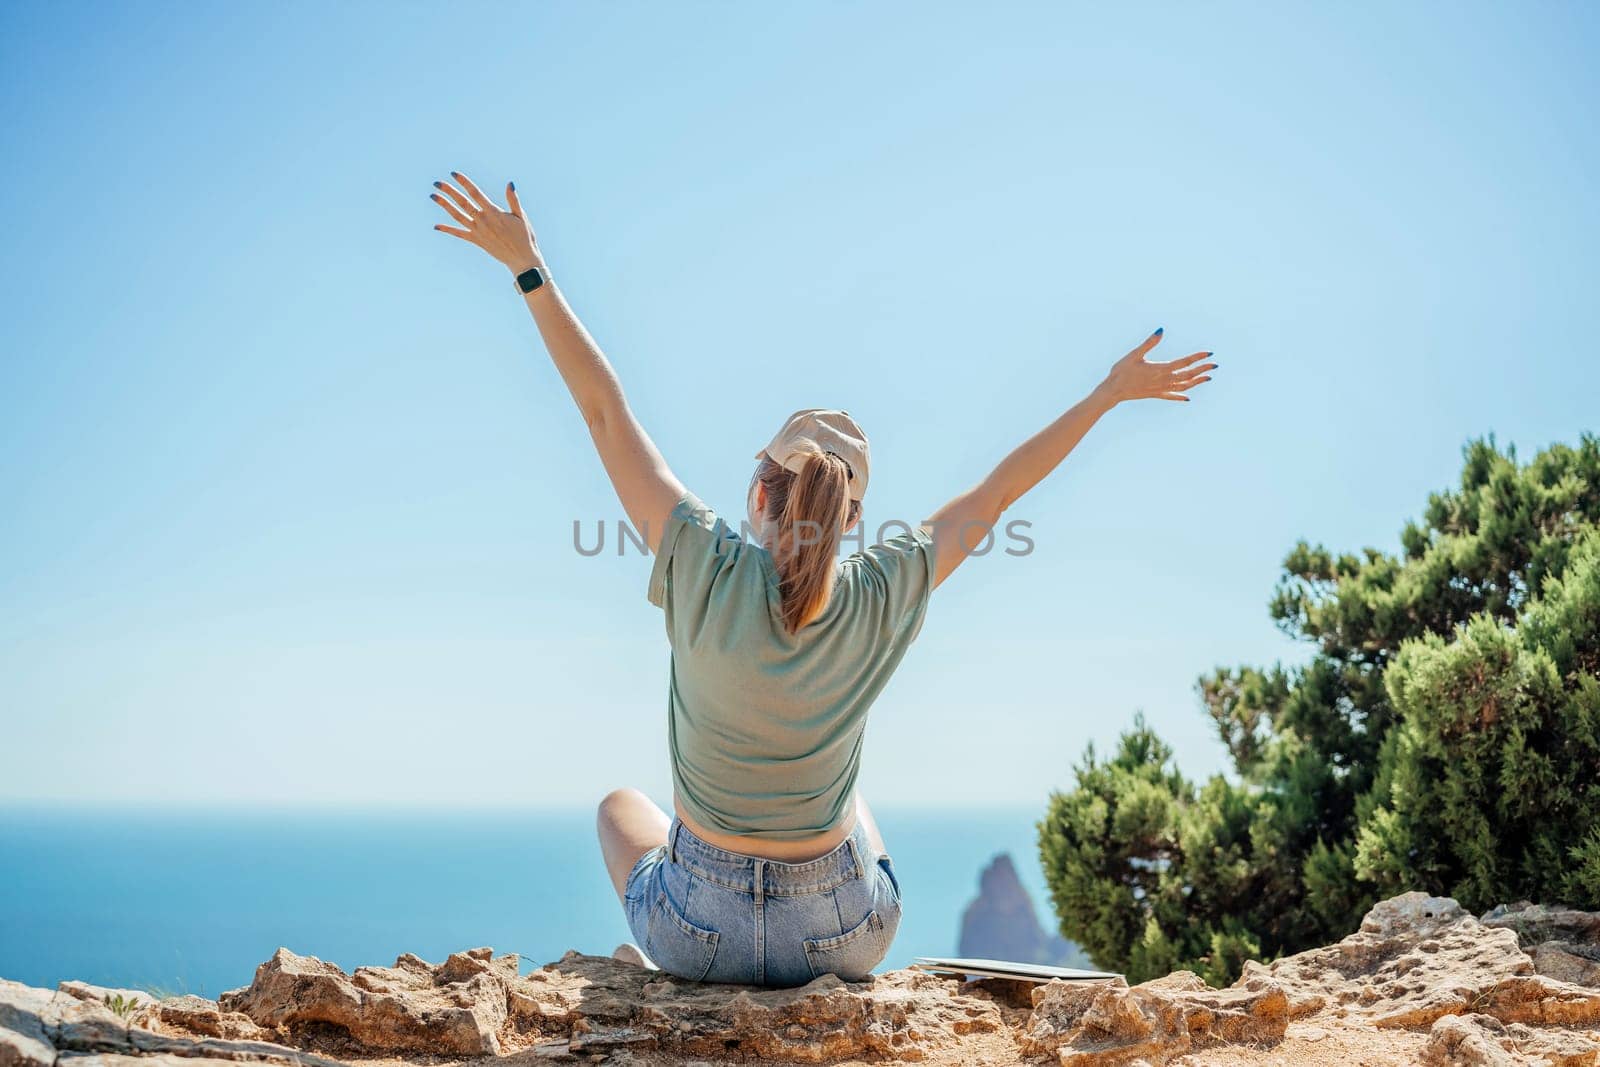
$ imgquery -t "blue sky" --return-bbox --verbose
[2,1,1596,810]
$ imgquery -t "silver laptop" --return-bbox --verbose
[909,957,1122,983]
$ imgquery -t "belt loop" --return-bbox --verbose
[668,820,679,864]
[753,858,766,904]
[845,833,863,879]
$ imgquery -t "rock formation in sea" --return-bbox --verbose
[4,893,1600,1065]
[958,852,1089,968]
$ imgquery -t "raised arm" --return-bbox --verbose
[430,170,685,544]
[922,328,1215,589]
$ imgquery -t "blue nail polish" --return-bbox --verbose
[509,181,516,191]
[433,181,442,188]
[1153,327,1164,337]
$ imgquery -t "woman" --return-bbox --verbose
[430,170,1215,987]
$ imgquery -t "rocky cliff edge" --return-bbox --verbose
[4,893,1600,1066]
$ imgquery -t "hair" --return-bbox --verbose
[754,451,862,632]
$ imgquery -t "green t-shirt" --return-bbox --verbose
[647,491,936,840]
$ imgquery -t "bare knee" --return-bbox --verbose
[597,786,650,826]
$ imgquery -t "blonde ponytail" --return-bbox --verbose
[755,451,859,632]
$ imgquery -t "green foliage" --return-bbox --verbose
[1038,435,1600,985]
[1037,717,1191,975]
[103,993,146,1019]
[1354,533,1600,907]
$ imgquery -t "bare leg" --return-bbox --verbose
[597,787,672,904]
[854,792,887,856]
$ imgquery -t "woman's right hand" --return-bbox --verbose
[1095,328,1216,404]
[431,170,544,276]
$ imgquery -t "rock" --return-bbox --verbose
[1421,1012,1600,1066]
[0,979,338,1067]
[10,892,1600,1066]
[146,996,269,1042]
[1364,892,1469,934]
[125,1030,346,1065]
[1533,943,1600,986]
[218,947,514,1056]
[507,949,1009,1062]
[981,891,1598,1064]
[1254,891,1595,1030]
[1018,977,1123,1054]
[958,853,1089,968]
[1021,970,1287,1065]
[1237,958,1326,1019]
[1482,902,1600,949]
[56,1057,275,1067]
[0,1020,54,1067]
[58,983,157,1014]
[39,987,134,1053]
[0,981,57,1067]
[1482,901,1600,987]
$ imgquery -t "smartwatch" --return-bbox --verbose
[513,265,550,294]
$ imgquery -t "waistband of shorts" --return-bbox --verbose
[665,814,871,896]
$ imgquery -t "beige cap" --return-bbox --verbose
[756,408,870,501]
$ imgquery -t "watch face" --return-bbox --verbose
[518,267,545,292]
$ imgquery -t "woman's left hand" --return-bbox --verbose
[1096,328,1216,405]
[431,170,543,274]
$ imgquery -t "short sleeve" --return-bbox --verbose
[850,525,937,642]
[647,491,743,611]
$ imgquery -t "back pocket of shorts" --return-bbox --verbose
[802,907,888,982]
[644,888,720,982]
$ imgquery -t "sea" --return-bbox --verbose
[0,805,1060,996]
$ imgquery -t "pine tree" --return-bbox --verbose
[1038,435,1600,984]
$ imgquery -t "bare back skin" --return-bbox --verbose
[596,787,886,902]
[675,792,865,863]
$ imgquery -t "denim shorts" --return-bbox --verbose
[623,814,903,987]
